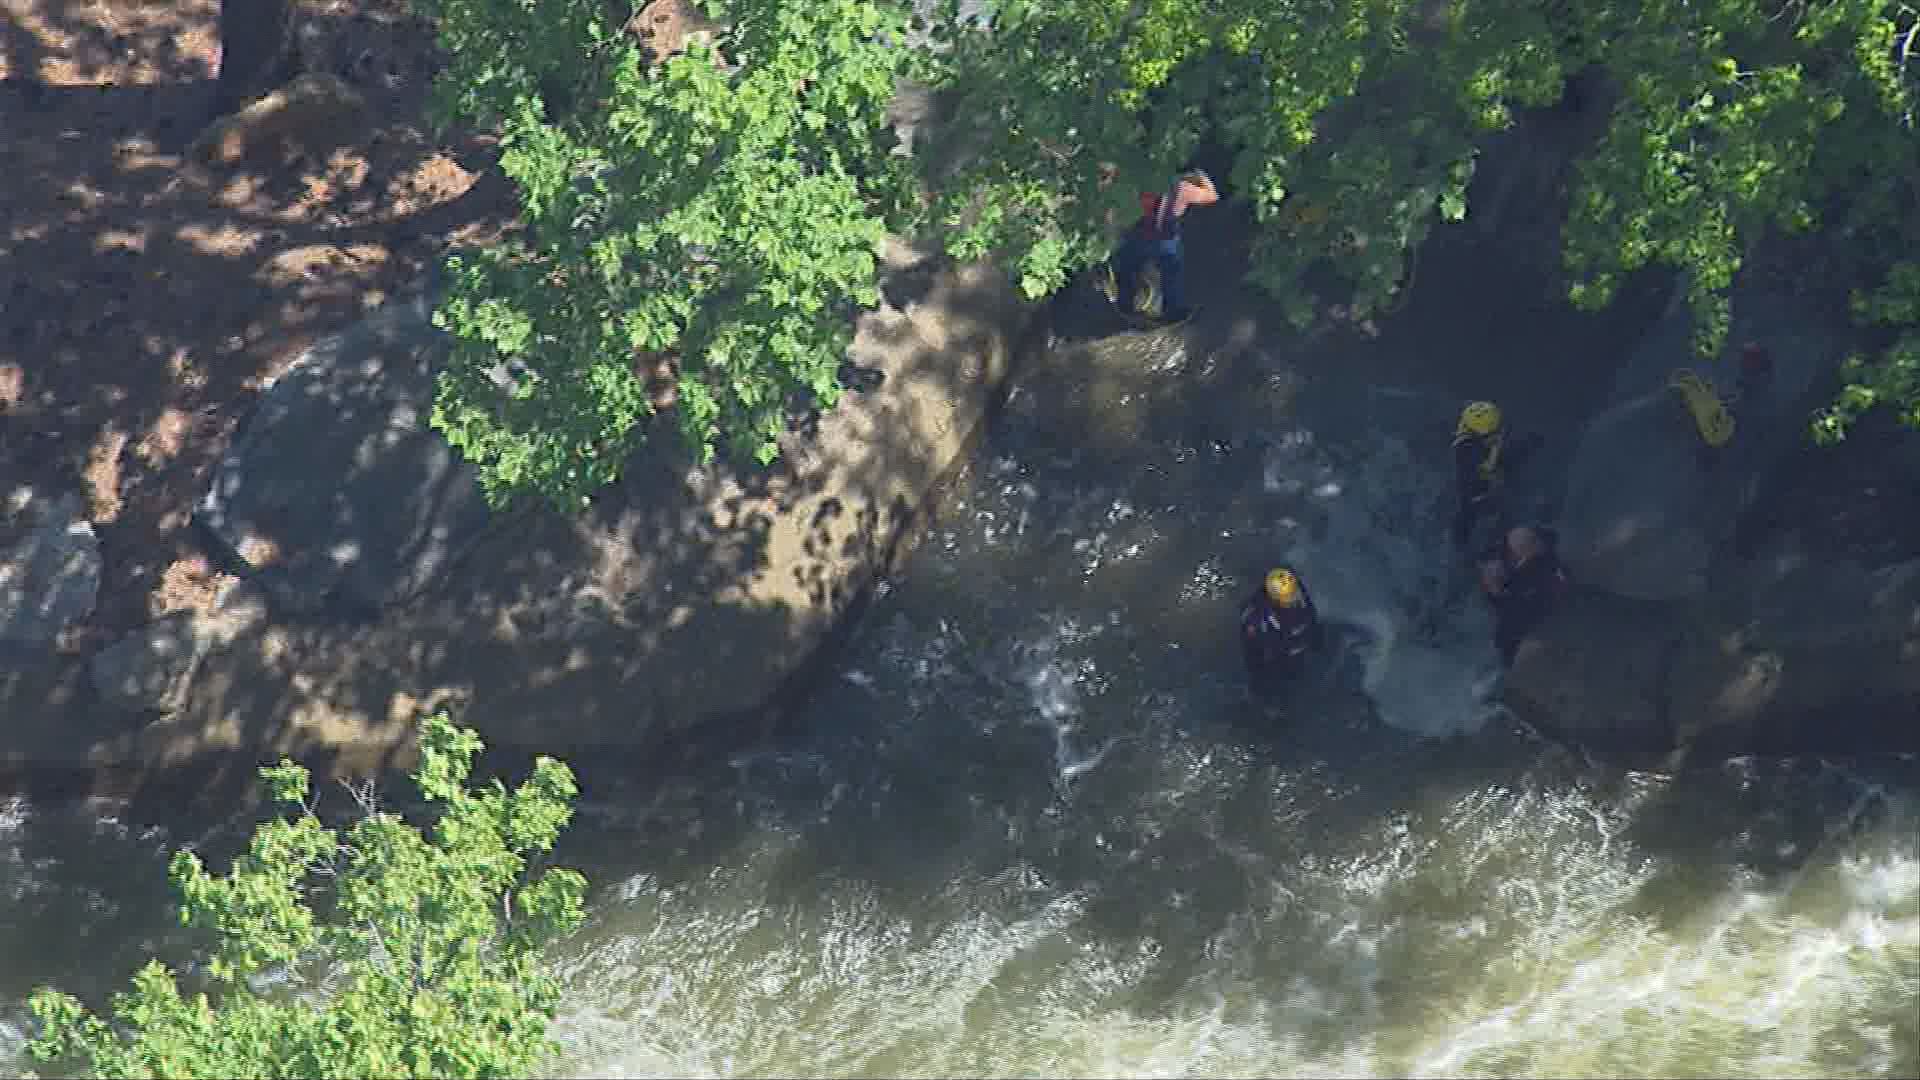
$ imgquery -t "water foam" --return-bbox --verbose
[1264,428,1503,736]
[545,769,1917,1080]
[1003,623,1129,785]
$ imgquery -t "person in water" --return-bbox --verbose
[1110,168,1219,324]
[1476,524,1570,664]
[1451,399,1544,553]
[1452,400,1507,550]
[1241,567,1322,698]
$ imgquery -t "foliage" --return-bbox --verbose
[1816,261,1920,441]
[419,0,925,511]
[420,0,1919,510]
[26,716,588,1080]
[943,0,1919,429]
[1557,1,1919,368]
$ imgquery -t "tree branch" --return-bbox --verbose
[338,777,380,816]
[1035,137,1082,165]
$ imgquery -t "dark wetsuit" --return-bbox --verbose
[1479,527,1569,664]
[1452,431,1503,550]
[1452,430,1543,552]
[1240,586,1323,698]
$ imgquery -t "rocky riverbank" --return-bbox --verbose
[0,239,1037,798]
[0,0,1041,799]
[4,18,1914,798]
[7,225,1915,802]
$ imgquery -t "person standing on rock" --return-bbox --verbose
[1109,167,1218,325]
[1477,525,1569,664]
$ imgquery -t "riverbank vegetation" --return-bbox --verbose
[25,717,585,1079]
[417,0,1918,511]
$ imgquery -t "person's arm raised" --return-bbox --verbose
[1181,171,1220,208]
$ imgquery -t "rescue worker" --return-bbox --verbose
[1476,524,1570,664]
[1451,400,1506,551]
[1240,567,1322,699]
[1451,400,1544,552]
[1111,168,1219,324]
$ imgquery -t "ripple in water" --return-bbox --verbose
[546,763,1918,1080]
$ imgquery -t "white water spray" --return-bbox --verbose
[1262,425,1503,736]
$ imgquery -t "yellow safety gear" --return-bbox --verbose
[1476,430,1505,483]
[1452,429,1505,487]
[1457,401,1502,438]
[1669,369,1736,448]
[1265,568,1301,607]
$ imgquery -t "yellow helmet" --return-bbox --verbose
[1457,400,1502,437]
[1265,568,1300,607]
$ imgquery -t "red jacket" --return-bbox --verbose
[1136,188,1181,241]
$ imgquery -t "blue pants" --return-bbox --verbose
[1113,232,1186,319]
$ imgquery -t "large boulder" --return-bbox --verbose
[1557,282,1847,600]
[1499,588,1687,754]
[195,294,493,617]
[1556,389,1716,600]
[21,243,1035,778]
[1599,281,1836,412]
[0,489,101,652]
[1505,557,1920,759]
[1671,555,1920,755]
[89,583,269,714]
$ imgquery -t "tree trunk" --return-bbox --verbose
[212,0,297,118]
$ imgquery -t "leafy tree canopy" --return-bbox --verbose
[27,716,587,1080]
[421,0,1920,510]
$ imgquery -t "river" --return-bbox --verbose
[2,273,1917,1078]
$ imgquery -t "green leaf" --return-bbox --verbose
[28,713,587,1080]
[412,0,1920,512]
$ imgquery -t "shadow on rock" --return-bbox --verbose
[0,236,1041,806]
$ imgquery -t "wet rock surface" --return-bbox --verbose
[1511,278,1918,761]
